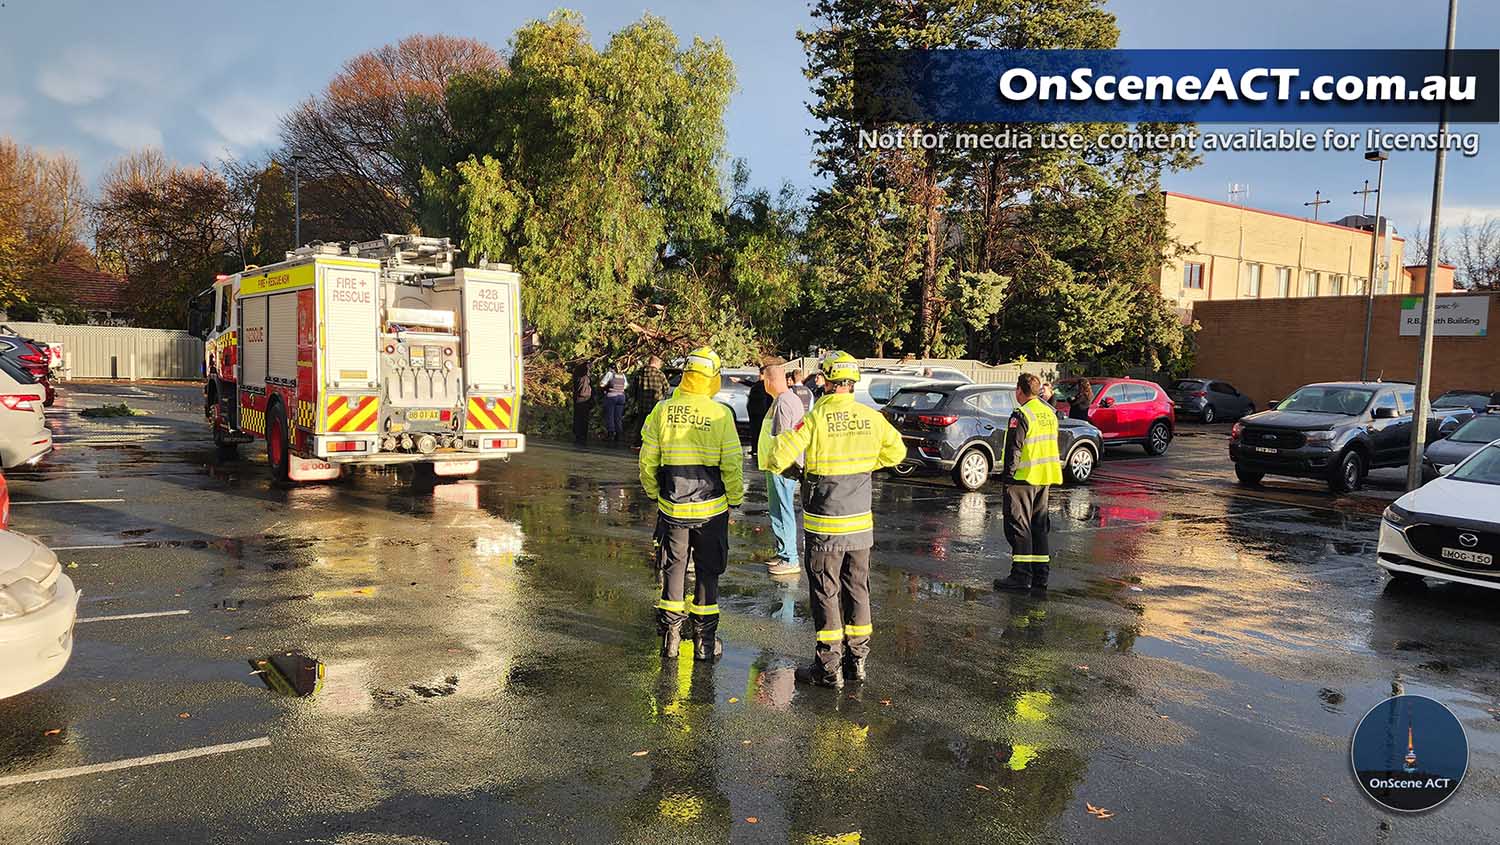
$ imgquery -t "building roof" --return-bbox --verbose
[1163,191,1408,242]
[27,261,130,312]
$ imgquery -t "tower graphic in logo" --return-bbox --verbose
[1403,724,1418,773]
[1352,694,1467,812]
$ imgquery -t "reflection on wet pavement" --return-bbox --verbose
[252,652,324,697]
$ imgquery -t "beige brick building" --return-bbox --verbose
[1158,192,1453,318]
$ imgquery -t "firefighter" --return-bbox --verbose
[639,346,745,660]
[768,351,905,688]
[993,372,1063,593]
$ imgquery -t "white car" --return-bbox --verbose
[0,475,78,698]
[1378,438,1500,589]
[0,357,51,469]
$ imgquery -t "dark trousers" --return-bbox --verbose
[1002,484,1051,586]
[806,546,872,674]
[572,399,593,445]
[656,512,729,637]
[602,394,626,438]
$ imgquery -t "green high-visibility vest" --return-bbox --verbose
[1013,397,1062,486]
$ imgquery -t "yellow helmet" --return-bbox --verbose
[821,351,860,383]
[683,346,722,379]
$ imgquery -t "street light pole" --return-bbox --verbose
[1406,0,1459,491]
[1358,149,1387,381]
[291,154,305,249]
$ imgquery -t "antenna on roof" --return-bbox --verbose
[1228,183,1250,205]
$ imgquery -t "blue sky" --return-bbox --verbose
[1,0,1495,236]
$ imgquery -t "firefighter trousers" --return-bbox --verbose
[1002,484,1051,586]
[806,546,872,674]
[655,512,729,638]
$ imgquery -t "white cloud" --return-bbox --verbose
[74,113,163,151]
[199,92,285,151]
[37,66,112,106]
[36,44,169,106]
[0,93,23,123]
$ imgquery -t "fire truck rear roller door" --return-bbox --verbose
[240,295,268,389]
[267,293,298,383]
[321,264,380,391]
[457,268,520,394]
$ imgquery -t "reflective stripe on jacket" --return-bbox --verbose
[766,392,905,551]
[1012,397,1062,486]
[639,388,745,524]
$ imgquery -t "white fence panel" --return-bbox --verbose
[1,322,204,380]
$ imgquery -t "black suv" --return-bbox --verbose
[1229,381,1473,494]
[883,383,1105,491]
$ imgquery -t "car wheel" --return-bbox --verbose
[1234,466,1263,486]
[1328,449,1365,494]
[1144,421,1172,455]
[1201,405,1216,424]
[1064,444,1095,484]
[890,462,917,477]
[211,401,237,456]
[266,404,290,482]
[951,448,990,492]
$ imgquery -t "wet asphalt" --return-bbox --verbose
[2,383,1498,844]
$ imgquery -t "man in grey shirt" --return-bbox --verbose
[756,361,805,577]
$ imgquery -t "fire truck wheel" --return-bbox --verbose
[267,404,291,482]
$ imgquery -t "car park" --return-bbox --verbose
[0,472,79,699]
[1230,381,1472,494]
[1167,378,1255,423]
[0,336,56,407]
[1422,413,1500,482]
[883,383,1104,490]
[1053,377,1175,455]
[0,357,51,470]
[1377,439,1500,590]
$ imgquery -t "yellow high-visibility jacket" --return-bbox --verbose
[767,392,905,551]
[639,388,745,523]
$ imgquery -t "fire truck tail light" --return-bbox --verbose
[328,440,366,453]
[440,410,452,422]
[486,437,518,449]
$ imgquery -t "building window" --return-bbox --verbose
[1352,277,1366,295]
[1245,263,1262,297]
[1183,262,1205,290]
[1276,267,1291,297]
[1302,270,1320,297]
[1330,274,1344,295]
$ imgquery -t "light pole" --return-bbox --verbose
[291,153,306,249]
[1406,0,1459,491]
[1358,148,1387,381]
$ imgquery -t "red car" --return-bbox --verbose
[1054,377,1175,455]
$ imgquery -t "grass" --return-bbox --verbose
[79,403,147,418]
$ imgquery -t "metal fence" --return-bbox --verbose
[1,322,203,380]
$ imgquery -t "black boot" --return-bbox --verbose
[1030,564,1050,594]
[994,563,1032,591]
[693,615,723,661]
[843,654,867,683]
[795,660,844,688]
[660,618,684,658]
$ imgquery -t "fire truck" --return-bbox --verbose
[195,235,525,482]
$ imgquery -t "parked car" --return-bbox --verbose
[883,383,1105,490]
[1230,381,1472,494]
[855,372,938,409]
[0,337,55,407]
[878,365,973,383]
[1378,438,1500,589]
[1422,413,1500,482]
[1053,377,1175,455]
[1431,389,1500,415]
[0,472,80,699]
[0,357,51,469]
[1167,378,1255,424]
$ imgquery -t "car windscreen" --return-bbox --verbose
[0,355,36,384]
[1171,380,1204,391]
[885,389,948,412]
[1450,445,1500,485]
[1449,415,1500,444]
[1278,386,1374,415]
[1052,381,1088,402]
[1434,392,1488,409]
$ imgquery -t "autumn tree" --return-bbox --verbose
[0,138,90,311]
[279,34,503,241]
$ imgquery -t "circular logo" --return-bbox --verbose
[1351,694,1468,812]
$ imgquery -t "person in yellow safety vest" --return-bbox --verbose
[767,351,905,688]
[639,346,745,660]
[993,372,1063,594]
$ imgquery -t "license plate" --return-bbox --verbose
[408,410,440,421]
[1254,446,1278,454]
[1441,547,1493,566]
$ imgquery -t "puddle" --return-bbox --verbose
[251,651,325,697]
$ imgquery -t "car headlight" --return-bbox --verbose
[1304,430,1335,443]
[1382,503,1412,526]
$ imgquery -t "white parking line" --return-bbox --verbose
[0,737,271,787]
[76,610,191,624]
[12,498,126,506]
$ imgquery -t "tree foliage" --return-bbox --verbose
[0,138,90,311]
